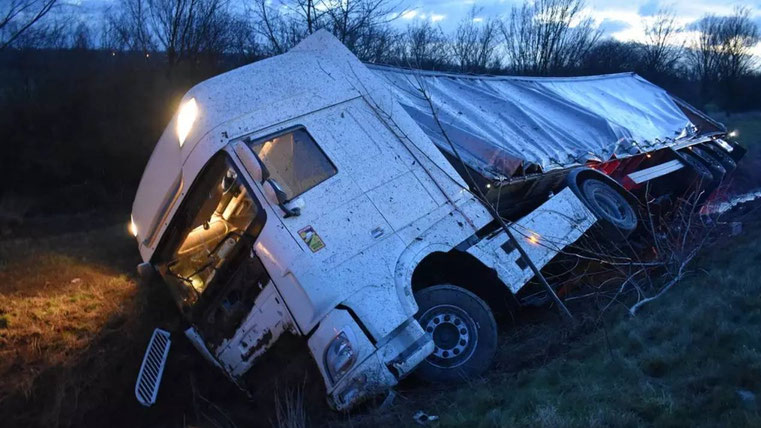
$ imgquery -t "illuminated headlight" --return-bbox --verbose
[129,215,138,237]
[715,138,734,153]
[325,330,357,382]
[176,98,198,147]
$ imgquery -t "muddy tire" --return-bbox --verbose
[675,148,713,181]
[673,148,714,190]
[568,173,638,240]
[704,143,738,172]
[414,285,497,383]
[688,146,726,183]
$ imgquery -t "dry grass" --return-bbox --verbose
[0,253,135,399]
[275,383,308,428]
[0,224,329,428]
[0,226,159,427]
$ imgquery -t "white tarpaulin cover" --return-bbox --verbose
[369,66,724,180]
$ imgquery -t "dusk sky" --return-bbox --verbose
[60,0,761,55]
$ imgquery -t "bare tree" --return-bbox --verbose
[690,15,721,91]
[106,0,155,53]
[250,0,304,55]
[688,7,760,101]
[641,8,684,76]
[70,22,90,50]
[285,0,326,34]
[5,19,59,49]
[398,20,451,69]
[350,22,400,64]
[227,15,263,63]
[147,0,232,66]
[107,0,233,65]
[322,0,403,56]
[501,0,601,75]
[0,0,58,50]
[451,7,499,73]
[581,40,642,75]
[251,0,405,61]
[715,8,760,85]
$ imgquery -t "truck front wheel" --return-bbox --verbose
[414,285,497,383]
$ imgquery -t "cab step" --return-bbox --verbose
[135,328,171,407]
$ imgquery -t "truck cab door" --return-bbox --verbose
[229,99,443,336]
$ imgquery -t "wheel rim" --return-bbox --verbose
[420,304,478,369]
[582,180,635,227]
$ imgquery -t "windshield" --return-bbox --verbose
[155,154,263,310]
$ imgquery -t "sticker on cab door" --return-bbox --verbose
[298,226,325,253]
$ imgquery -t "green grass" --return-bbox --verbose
[715,113,761,193]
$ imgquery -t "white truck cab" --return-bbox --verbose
[131,31,735,410]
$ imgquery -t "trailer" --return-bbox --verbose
[130,30,744,411]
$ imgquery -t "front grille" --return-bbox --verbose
[135,329,172,407]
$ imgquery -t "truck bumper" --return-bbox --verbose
[328,350,397,410]
[309,310,433,411]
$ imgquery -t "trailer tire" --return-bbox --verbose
[672,149,714,190]
[414,285,497,383]
[704,143,738,172]
[569,175,638,240]
[688,146,726,182]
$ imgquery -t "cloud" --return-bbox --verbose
[685,18,703,32]
[638,0,660,17]
[402,10,418,19]
[598,19,632,34]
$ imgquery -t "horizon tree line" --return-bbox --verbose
[1,0,760,109]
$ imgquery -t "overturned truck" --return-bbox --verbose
[130,31,745,410]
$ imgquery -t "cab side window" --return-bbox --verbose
[248,128,337,200]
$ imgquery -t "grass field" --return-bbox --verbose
[0,227,173,427]
[2,203,758,428]
[0,117,759,427]
[718,112,761,193]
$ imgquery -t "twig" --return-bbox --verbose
[629,251,696,316]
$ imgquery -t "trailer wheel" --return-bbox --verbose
[687,146,726,182]
[672,149,714,189]
[570,176,638,240]
[414,285,497,383]
[704,143,738,172]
